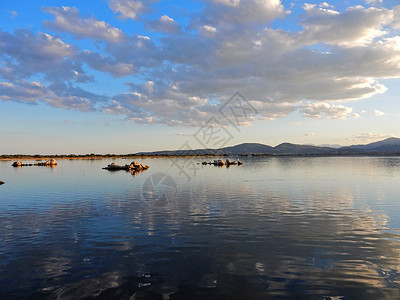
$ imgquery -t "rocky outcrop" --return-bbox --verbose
[103,161,149,172]
[129,161,149,171]
[213,159,225,166]
[12,160,57,167]
[200,159,243,166]
[12,161,23,167]
[46,159,57,165]
[225,159,237,165]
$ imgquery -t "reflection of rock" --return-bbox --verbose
[130,168,148,177]
[0,181,4,185]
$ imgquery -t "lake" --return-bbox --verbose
[1,156,400,299]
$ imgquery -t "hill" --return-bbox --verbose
[136,137,400,156]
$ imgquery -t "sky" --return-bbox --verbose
[1,0,400,154]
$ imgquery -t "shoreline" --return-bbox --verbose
[1,153,400,161]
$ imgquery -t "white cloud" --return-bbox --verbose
[300,5,394,47]
[108,0,159,20]
[301,102,353,119]
[144,15,181,34]
[200,25,218,37]
[0,80,104,112]
[2,2,400,127]
[372,109,385,116]
[44,6,123,43]
[347,132,391,142]
[320,2,334,9]
[202,0,288,25]
[0,29,91,82]
[0,81,47,102]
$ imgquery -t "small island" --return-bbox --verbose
[103,161,149,172]
[201,159,243,166]
[12,159,58,167]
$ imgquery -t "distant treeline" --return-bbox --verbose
[0,153,235,159]
[2,153,400,160]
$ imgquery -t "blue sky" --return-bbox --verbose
[1,0,400,154]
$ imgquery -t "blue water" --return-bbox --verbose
[1,157,400,299]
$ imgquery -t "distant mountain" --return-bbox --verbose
[345,137,400,152]
[219,143,274,154]
[317,144,342,148]
[273,143,334,155]
[136,137,400,156]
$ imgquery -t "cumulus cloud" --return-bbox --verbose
[2,2,400,126]
[80,50,134,77]
[105,86,214,126]
[0,29,91,82]
[199,25,218,37]
[0,81,47,102]
[104,35,161,69]
[300,5,394,47]
[108,0,159,20]
[0,80,106,111]
[0,29,109,112]
[301,102,353,119]
[43,6,123,43]
[144,15,181,34]
[372,109,385,116]
[201,0,288,25]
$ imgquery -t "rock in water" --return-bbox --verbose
[46,159,57,165]
[12,161,23,167]
[0,181,4,185]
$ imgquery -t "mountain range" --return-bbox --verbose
[136,137,400,156]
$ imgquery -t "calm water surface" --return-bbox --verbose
[1,157,400,299]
